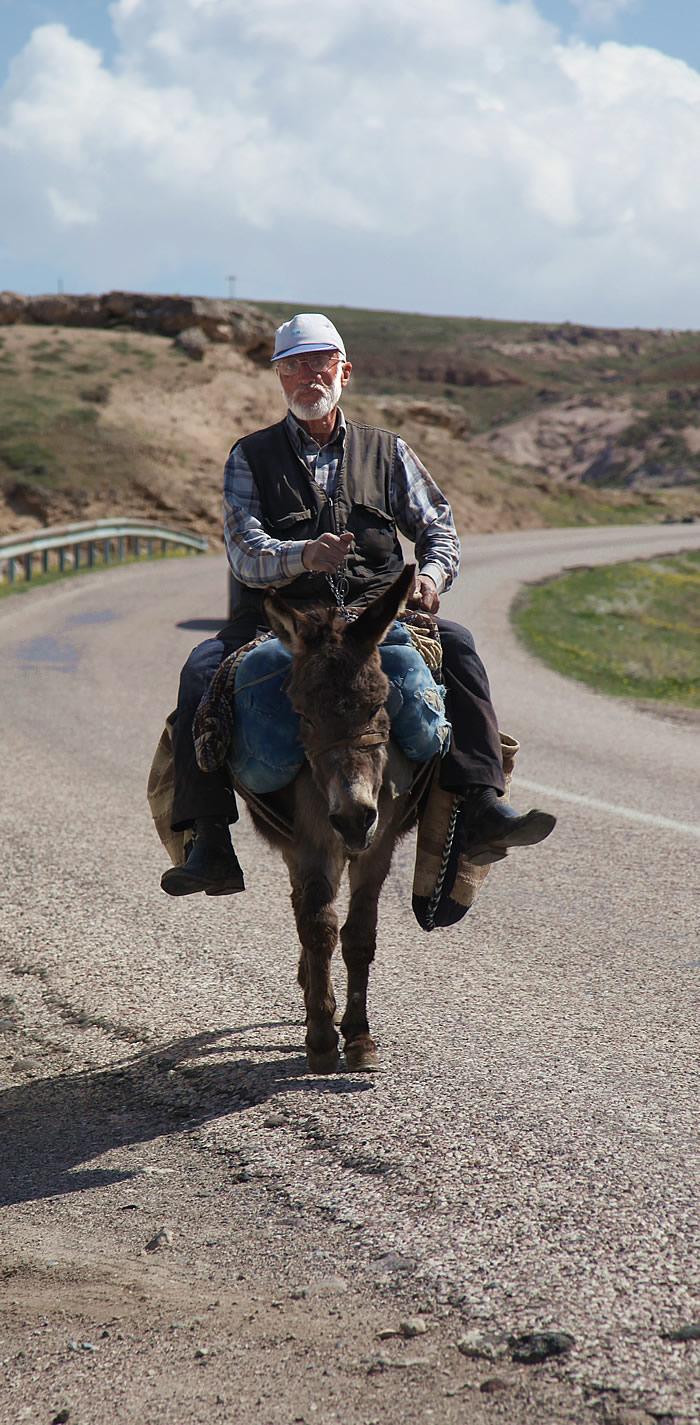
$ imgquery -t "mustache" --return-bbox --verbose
[284,366,344,420]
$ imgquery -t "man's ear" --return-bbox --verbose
[345,564,416,650]
[263,588,310,653]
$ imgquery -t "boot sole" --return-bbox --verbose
[465,810,556,866]
[160,867,245,897]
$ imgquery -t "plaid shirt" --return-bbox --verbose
[222,408,460,593]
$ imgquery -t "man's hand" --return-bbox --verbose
[302,531,355,573]
[412,573,440,613]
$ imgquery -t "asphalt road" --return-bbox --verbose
[1,523,699,1425]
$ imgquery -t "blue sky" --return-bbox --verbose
[1,0,700,328]
[538,0,700,70]
[3,1,698,81]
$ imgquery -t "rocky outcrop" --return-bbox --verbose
[476,398,642,483]
[373,396,471,437]
[358,351,523,387]
[174,328,208,361]
[475,394,700,489]
[0,290,276,363]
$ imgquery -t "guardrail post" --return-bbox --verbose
[74,544,80,569]
[24,553,32,582]
[8,558,16,584]
[103,539,111,564]
[59,547,66,573]
[133,536,140,557]
[42,549,49,574]
[118,537,125,560]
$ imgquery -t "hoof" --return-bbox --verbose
[306,1046,340,1075]
[344,1036,381,1073]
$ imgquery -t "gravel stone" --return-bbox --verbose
[144,1227,173,1252]
[457,1329,508,1363]
[303,1275,348,1296]
[508,1330,575,1364]
[661,1322,700,1342]
[480,1377,509,1394]
[374,1252,416,1273]
[400,1317,428,1338]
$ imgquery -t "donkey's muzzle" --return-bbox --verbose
[329,806,378,853]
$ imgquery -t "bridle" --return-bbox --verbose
[304,727,389,760]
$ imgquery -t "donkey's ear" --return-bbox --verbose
[345,564,416,649]
[263,588,310,653]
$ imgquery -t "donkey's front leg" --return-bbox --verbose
[340,836,394,1072]
[291,871,342,1074]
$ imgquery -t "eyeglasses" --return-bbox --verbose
[276,351,342,375]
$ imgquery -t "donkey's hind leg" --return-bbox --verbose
[339,838,393,1072]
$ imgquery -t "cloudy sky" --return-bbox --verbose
[1,0,699,328]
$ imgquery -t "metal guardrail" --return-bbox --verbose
[0,517,207,584]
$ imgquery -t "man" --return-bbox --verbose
[161,313,555,898]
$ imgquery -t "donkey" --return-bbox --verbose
[237,563,433,1074]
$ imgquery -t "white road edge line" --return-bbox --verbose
[514,777,700,839]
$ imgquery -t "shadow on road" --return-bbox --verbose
[176,618,225,631]
[0,1022,373,1207]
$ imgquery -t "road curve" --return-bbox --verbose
[0,522,698,1425]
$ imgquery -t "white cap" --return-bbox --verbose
[271,312,346,362]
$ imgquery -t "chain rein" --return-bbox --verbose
[324,558,351,619]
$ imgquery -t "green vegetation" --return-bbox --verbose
[533,489,669,528]
[512,551,700,708]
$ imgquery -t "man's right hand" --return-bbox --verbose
[302,531,355,573]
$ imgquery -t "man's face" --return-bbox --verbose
[276,350,352,421]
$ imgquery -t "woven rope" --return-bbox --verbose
[423,793,460,931]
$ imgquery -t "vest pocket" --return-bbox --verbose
[346,502,398,566]
[275,508,313,528]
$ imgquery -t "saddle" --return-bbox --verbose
[193,617,450,795]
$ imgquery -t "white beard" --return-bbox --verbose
[284,365,344,423]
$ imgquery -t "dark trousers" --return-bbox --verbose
[170,613,505,832]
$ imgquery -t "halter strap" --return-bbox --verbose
[305,728,389,760]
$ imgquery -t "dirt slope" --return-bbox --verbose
[1,301,699,548]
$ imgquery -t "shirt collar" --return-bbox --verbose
[285,407,346,456]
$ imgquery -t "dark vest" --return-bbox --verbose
[228,417,405,616]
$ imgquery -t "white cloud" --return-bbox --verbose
[571,0,638,28]
[47,186,98,226]
[0,1,699,325]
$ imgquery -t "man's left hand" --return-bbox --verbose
[414,573,440,613]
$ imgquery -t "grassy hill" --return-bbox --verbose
[1,300,699,545]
